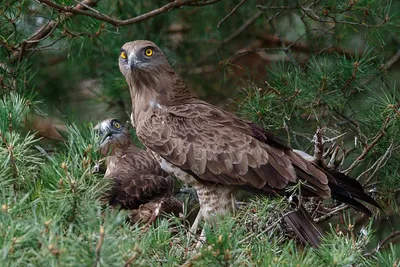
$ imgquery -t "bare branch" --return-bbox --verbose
[315,204,348,223]
[37,0,219,27]
[296,0,389,28]
[374,231,400,252]
[10,0,98,62]
[344,117,391,174]
[218,0,247,28]
[362,143,396,185]
[313,127,327,168]
[93,225,105,267]
[268,18,300,69]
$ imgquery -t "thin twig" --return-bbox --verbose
[193,10,263,67]
[313,127,328,168]
[37,0,219,27]
[268,18,301,70]
[10,0,97,62]
[238,210,292,245]
[217,0,247,28]
[93,225,105,267]
[73,0,101,14]
[315,204,348,223]
[374,231,400,252]
[344,117,391,174]
[296,0,389,28]
[363,143,395,185]
[223,47,286,65]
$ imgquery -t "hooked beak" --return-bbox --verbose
[128,53,139,70]
[130,61,137,70]
[98,126,116,147]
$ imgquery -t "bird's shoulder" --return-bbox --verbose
[136,100,289,150]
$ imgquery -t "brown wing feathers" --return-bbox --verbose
[120,40,379,246]
[138,109,330,197]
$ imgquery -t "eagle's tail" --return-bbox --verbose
[283,205,323,248]
[327,170,381,216]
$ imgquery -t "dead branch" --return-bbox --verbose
[218,0,247,28]
[268,18,300,69]
[10,0,98,62]
[296,0,389,28]
[194,10,263,67]
[93,225,105,267]
[37,0,219,28]
[315,204,348,223]
[223,47,286,65]
[313,127,328,168]
[361,143,395,185]
[374,231,400,252]
[344,117,391,175]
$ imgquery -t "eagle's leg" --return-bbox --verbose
[155,155,236,245]
[145,200,163,226]
[186,210,203,243]
[195,224,207,249]
[191,184,236,247]
[190,209,203,234]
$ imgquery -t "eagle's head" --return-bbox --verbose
[118,40,169,77]
[94,118,131,156]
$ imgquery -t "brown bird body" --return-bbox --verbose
[95,118,182,224]
[118,40,379,246]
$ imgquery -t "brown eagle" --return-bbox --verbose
[95,118,182,224]
[118,40,379,246]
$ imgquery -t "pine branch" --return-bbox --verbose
[36,0,220,27]
[9,0,98,62]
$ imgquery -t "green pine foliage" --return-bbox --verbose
[0,0,399,266]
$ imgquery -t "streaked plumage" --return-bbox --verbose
[95,118,182,224]
[118,40,379,246]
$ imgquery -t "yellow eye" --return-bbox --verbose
[120,51,127,59]
[114,122,121,129]
[145,48,153,57]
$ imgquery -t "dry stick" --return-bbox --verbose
[37,0,219,27]
[213,9,286,67]
[268,18,301,70]
[224,47,286,64]
[296,0,388,28]
[217,0,247,28]
[237,210,292,245]
[374,231,400,252]
[124,253,139,267]
[313,127,328,168]
[223,25,356,65]
[363,143,395,185]
[356,142,394,182]
[194,10,263,67]
[189,0,223,6]
[344,117,391,175]
[386,48,400,69]
[315,204,348,223]
[10,0,98,62]
[93,226,105,267]
[257,4,297,10]
[73,0,101,14]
